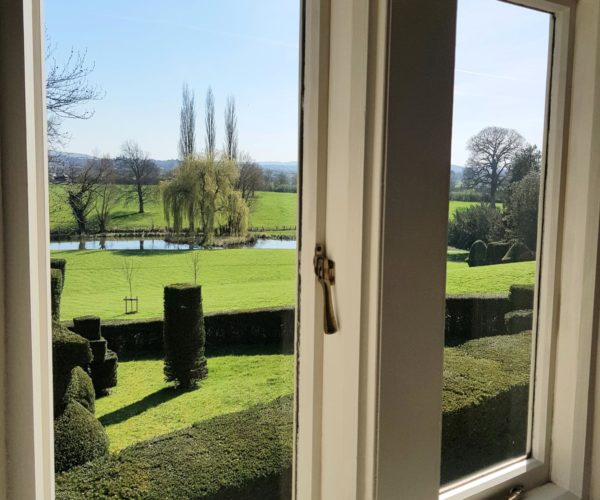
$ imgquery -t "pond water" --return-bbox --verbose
[49,238,297,251]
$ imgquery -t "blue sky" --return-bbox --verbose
[46,0,550,165]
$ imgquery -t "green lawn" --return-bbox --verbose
[53,249,296,320]
[97,353,294,451]
[53,248,535,320]
[248,191,297,229]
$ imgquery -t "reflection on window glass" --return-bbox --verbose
[442,0,550,485]
[46,2,299,498]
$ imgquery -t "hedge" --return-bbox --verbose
[55,396,293,499]
[441,332,531,483]
[509,284,535,310]
[54,401,110,474]
[163,284,208,389]
[505,309,533,334]
[56,334,531,495]
[51,269,63,322]
[51,258,67,291]
[72,316,102,341]
[65,308,296,356]
[486,241,511,265]
[445,294,510,344]
[90,350,118,395]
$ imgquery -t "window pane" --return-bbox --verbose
[45,2,300,498]
[442,0,551,485]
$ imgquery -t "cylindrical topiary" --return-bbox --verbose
[89,339,108,363]
[51,269,63,322]
[90,350,118,396]
[467,240,487,267]
[54,400,109,473]
[163,284,208,389]
[50,258,67,291]
[73,316,102,341]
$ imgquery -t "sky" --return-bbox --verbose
[46,0,550,165]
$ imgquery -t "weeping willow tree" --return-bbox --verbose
[161,155,249,244]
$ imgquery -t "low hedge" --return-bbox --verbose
[486,241,511,265]
[55,395,293,499]
[509,284,534,310]
[66,308,296,356]
[54,401,110,474]
[505,309,533,334]
[441,332,531,483]
[445,294,510,344]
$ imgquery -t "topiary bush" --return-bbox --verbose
[505,309,534,334]
[502,241,535,263]
[90,350,118,396]
[72,316,102,341]
[509,284,535,310]
[448,204,505,250]
[466,240,487,267]
[64,366,96,414]
[54,401,110,474]
[51,269,63,322]
[51,258,67,291]
[485,241,511,265]
[163,284,208,389]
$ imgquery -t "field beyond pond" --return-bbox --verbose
[50,185,479,234]
[52,248,535,320]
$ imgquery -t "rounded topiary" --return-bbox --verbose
[502,241,535,263]
[64,366,96,414]
[485,241,511,266]
[51,269,63,322]
[50,258,67,291]
[73,316,102,341]
[467,240,487,267]
[163,284,208,389]
[54,400,109,473]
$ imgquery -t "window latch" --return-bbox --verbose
[314,244,339,334]
[507,485,525,500]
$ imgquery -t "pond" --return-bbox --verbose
[49,238,297,251]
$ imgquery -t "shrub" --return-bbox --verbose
[52,326,92,413]
[466,240,487,267]
[51,258,67,291]
[485,241,511,265]
[55,396,293,499]
[51,269,63,322]
[509,284,535,310]
[90,350,118,395]
[505,310,534,334]
[502,241,535,263]
[54,401,110,474]
[448,204,505,249]
[163,284,208,389]
[64,367,96,414]
[504,172,540,251]
[89,339,107,363]
[445,295,510,344]
[72,316,102,341]
[449,190,484,202]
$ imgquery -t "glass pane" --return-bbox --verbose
[441,0,551,485]
[45,3,300,498]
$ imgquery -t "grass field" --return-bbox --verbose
[53,248,534,320]
[97,352,294,451]
[50,185,479,233]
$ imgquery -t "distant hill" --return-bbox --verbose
[258,161,297,174]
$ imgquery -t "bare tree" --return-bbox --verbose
[178,84,196,159]
[236,153,264,202]
[224,95,238,160]
[121,257,136,298]
[204,87,216,159]
[63,160,104,235]
[463,126,525,207]
[94,156,118,233]
[117,141,159,214]
[188,251,201,284]
[45,40,103,149]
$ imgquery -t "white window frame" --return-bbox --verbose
[3,0,600,499]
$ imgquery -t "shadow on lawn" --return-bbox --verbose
[99,387,181,426]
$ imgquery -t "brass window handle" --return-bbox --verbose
[314,244,339,334]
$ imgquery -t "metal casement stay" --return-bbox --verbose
[313,244,339,334]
